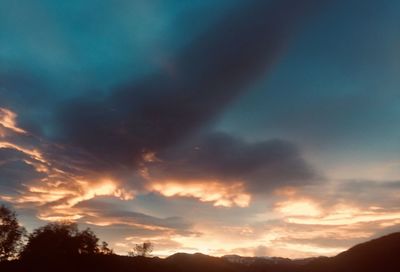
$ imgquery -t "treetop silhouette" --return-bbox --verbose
[0,204,25,261]
[21,221,101,259]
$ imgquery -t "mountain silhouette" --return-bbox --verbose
[0,232,399,272]
[304,232,400,272]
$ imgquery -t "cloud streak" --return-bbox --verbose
[143,132,317,206]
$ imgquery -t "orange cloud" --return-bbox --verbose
[0,108,27,136]
[3,177,134,222]
[275,199,322,217]
[285,205,400,226]
[273,188,400,226]
[261,188,400,257]
[150,180,251,207]
[0,107,135,222]
[0,142,47,165]
[87,220,172,231]
[0,109,49,170]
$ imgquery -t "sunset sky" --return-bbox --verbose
[1,0,400,258]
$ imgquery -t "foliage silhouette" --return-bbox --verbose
[100,241,114,255]
[129,242,154,257]
[0,205,25,261]
[21,221,100,259]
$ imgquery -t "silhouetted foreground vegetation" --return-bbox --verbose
[1,205,400,272]
[0,205,25,261]
[0,232,398,272]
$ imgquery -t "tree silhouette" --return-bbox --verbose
[99,241,114,255]
[0,205,25,261]
[129,242,154,257]
[21,222,100,259]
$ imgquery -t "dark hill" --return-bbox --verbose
[305,232,400,272]
[166,253,241,272]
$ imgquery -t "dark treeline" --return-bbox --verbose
[0,204,114,260]
[0,204,153,271]
[1,204,400,272]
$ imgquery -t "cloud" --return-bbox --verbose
[0,153,44,192]
[339,179,400,191]
[1,0,399,259]
[150,181,251,208]
[0,0,324,210]
[0,107,27,135]
[145,132,317,197]
[0,108,48,194]
[0,111,134,220]
[72,198,195,239]
[5,177,134,222]
[248,183,400,257]
[51,0,322,174]
[310,179,400,209]
[0,107,316,211]
[214,205,400,258]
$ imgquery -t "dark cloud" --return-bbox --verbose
[340,180,400,191]
[0,160,42,190]
[276,179,400,214]
[53,0,322,173]
[146,132,317,193]
[327,180,400,208]
[0,148,45,192]
[75,198,193,235]
[0,147,29,161]
[0,70,55,136]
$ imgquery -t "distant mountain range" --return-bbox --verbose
[222,254,318,265]
[1,232,399,272]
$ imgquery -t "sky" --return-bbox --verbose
[1,0,400,258]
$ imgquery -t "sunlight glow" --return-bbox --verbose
[0,108,27,135]
[3,178,134,222]
[286,207,400,225]
[151,180,251,207]
[275,200,322,217]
